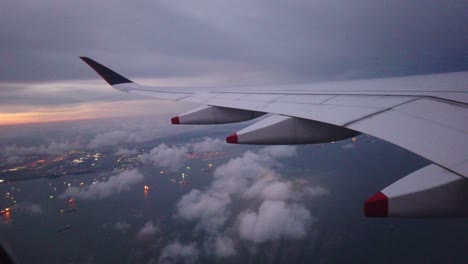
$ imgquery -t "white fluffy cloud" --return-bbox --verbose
[137,221,158,240]
[214,235,236,257]
[210,151,279,196]
[158,241,200,264]
[243,180,297,201]
[140,137,226,172]
[59,169,144,199]
[258,145,297,159]
[192,137,225,153]
[142,144,188,172]
[238,200,312,243]
[173,145,327,254]
[175,149,280,234]
[176,190,231,233]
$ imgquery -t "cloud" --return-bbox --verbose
[103,221,131,234]
[86,119,185,149]
[173,145,327,249]
[88,131,132,148]
[112,221,130,233]
[2,1,466,85]
[2,141,75,157]
[243,179,329,202]
[1,1,465,127]
[341,143,356,150]
[191,137,226,153]
[137,221,158,240]
[142,144,189,172]
[242,180,297,201]
[214,235,236,257]
[258,145,297,159]
[303,185,329,198]
[174,149,283,234]
[12,202,43,215]
[87,128,160,148]
[141,137,226,171]
[237,200,312,243]
[116,148,138,156]
[209,146,297,196]
[5,156,24,165]
[158,241,199,264]
[59,169,144,199]
[176,190,231,233]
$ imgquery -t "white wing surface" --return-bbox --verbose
[80,57,468,218]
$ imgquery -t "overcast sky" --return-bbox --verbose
[1,0,467,125]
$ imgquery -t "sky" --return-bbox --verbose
[1,2,467,262]
[1,0,467,125]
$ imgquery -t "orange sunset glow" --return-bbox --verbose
[0,100,188,126]
[0,78,204,127]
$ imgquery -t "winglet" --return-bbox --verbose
[79,57,132,85]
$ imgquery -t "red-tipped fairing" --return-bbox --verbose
[171,116,180,124]
[226,133,238,144]
[365,164,468,218]
[364,192,388,217]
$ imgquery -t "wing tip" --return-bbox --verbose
[79,57,133,86]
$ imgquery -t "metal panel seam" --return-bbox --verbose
[343,97,422,127]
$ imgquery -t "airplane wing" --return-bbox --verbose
[80,57,468,218]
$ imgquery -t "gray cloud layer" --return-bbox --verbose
[1,1,466,120]
[1,0,466,84]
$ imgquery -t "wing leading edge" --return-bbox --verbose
[79,57,468,218]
